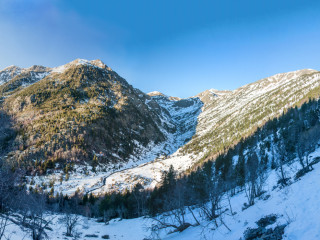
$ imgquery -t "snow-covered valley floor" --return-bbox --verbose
[4,148,320,239]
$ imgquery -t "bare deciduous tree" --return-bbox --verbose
[149,178,194,238]
[244,151,266,206]
[275,140,289,186]
[59,211,79,237]
[200,176,223,227]
[19,194,54,240]
[0,167,24,240]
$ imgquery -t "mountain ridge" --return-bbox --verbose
[0,59,202,184]
[81,67,320,194]
[1,59,320,195]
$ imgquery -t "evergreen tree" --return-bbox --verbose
[235,151,245,188]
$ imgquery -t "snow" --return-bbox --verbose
[28,94,203,195]
[51,64,67,74]
[29,68,320,196]
[147,91,167,97]
[2,213,153,240]
[105,150,320,240]
[52,59,107,73]
[5,149,320,239]
[3,60,320,200]
[0,66,22,85]
[0,64,50,88]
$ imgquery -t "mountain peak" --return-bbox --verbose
[52,58,110,73]
[26,65,50,72]
[90,59,108,68]
[69,58,107,68]
[147,91,182,100]
[147,91,166,97]
[196,88,231,104]
[1,65,21,72]
[0,65,23,85]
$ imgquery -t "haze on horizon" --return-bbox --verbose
[0,0,320,98]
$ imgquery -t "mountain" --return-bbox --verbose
[85,68,320,194]
[3,84,320,239]
[0,65,51,96]
[183,69,320,162]
[0,59,201,177]
[1,59,320,195]
[2,60,320,240]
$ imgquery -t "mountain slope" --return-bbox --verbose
[0,65,51,96]
[84,68,320,193]
[1,60,320,195]
[3,149,320,240]
[171,69,320,165]
[0,59,202,176]
[187,69,320,161]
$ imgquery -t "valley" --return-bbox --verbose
[1,60,320,240]
[1,60,320,195]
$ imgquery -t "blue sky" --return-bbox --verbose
[0,0,320,97]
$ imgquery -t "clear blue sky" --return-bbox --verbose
[0,0,320,98]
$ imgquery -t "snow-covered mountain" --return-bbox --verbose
[1,59,320,195]
[187,69,320,159]
[0,66,22,85]
[0,59,203,193]
[74,68,320,194]
[2,60,320,240]
[0,65,51,94]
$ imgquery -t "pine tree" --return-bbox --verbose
[235,151,245,189]
[82,193,88,205]
[89,193,95,205]
[92,155,98,172]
